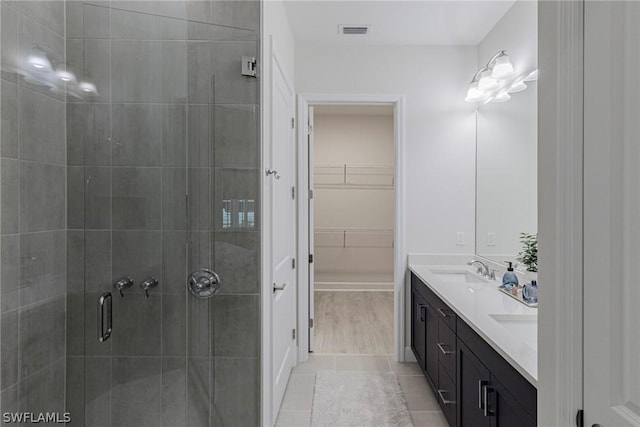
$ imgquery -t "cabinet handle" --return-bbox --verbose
[437,389,456,405]
[437,342,454,355]
[478,380,488,409]
[483,385,496,417]
[437,307,451,318]
[417,304,426,322]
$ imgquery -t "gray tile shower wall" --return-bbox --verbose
[0,1,67,424]
[61,1,261,426]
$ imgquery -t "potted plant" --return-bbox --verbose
[517,232,538,272]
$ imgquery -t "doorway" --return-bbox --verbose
[296,95,406,363]
[311,104,395,354]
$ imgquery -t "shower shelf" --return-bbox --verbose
[314,164,394,189]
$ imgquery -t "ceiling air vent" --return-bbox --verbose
[338,25,371,36]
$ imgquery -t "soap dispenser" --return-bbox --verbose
[502,262,519,290]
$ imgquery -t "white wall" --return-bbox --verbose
[296,44,477,353]
[313,113,395,288]
[297,45,478,255]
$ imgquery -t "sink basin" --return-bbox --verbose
[489,314,537,350]
[430,270,487,284]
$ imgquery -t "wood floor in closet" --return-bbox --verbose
[313,291,394,354]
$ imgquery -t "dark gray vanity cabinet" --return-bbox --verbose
[411,274,457,426]
[410,272,537,427]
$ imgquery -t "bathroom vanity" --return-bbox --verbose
[409,264,537,427]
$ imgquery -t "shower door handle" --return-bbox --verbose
[98,292,112,342]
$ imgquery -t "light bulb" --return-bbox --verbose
[56,69,76,83]
[26,49,52,71]
[79,82,97,94]
[478,69,498,91]
[490,53,514,79]
[492,91,511,103]
[508,80,527,93]
[465,84,485,102]
[523,69,538,81]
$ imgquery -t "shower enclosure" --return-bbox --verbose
[0,1,261,426]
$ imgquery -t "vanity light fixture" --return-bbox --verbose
[55,68,76,83]
[465,50,536,104]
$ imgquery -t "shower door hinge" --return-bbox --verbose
[291,117,295,129]
[308,189,314,199]
[292,186,295,199]
[292,329,296,340]
[576,410,583,427]
[292,258,296,269]
[309,254,314,263]
[241,56,257,77]
[309,318,314,328]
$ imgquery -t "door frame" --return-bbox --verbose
[537,1,584,425]
[296,93,406,363]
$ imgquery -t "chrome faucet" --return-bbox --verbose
[467,260,490,278]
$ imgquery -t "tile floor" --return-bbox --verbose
[275,355,448,427]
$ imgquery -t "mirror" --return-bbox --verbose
[475,81,537,268]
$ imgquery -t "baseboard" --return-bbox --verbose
[314,282,394,291]
[404,346,417,362]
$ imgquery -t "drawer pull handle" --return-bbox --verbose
[437,389,456,405]
[437,342,454,355]
[417,304,426,322]
[483,385,496,417]
[478,380,489,409]
[437,308,451,318]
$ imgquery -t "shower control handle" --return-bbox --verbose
[140,277,159,298]
[113,277,134,298]
[188,269,221,299]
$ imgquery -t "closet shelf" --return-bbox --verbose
[314,164,394,189]
[314,228,394,248]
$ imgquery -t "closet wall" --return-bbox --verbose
[313,106,394,290]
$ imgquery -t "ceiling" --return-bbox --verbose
[282,1,517,46]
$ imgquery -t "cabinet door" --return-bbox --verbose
[457,339,491,427]
[411,287,427,370]
[425,304,439,387]
[488,379,536,427]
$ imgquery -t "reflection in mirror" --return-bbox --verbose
[475,80,537,266]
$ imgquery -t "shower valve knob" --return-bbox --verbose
[113,277,134,298]
[140,277,159,298]
[188,269,221,299]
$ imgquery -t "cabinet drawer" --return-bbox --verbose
[437,363,457,427]
[423,284,457,331]
[437,319,456,382]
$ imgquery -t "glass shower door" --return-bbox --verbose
[64,2,260,426]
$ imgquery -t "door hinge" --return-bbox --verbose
[292,186,295,199]
[292,258,296,269]
[241,56,257,77]
[309,254,314,263]
[308,189,314,199]
[576,410,583,427]
[291,117,295,129]
[309,318,314,328]
[292,329,296,340]
[308,124,313,135]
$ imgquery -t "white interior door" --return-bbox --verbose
[308,106,315,352]
[270,57,297,421]
[584,2,640,425]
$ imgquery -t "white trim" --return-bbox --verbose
[296,93,406,363]
[537,1,584,425]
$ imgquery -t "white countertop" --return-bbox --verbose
[409,263,538,386]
